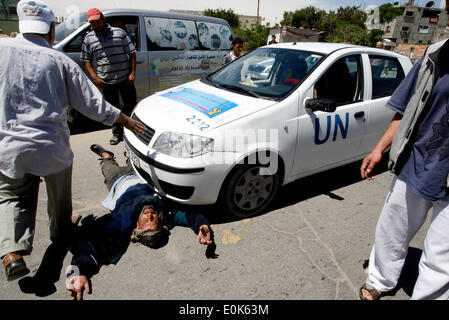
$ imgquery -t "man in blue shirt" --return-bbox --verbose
[61,145,215,300]
[360,39,449,300]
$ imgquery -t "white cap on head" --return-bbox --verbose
[17,0,56,34]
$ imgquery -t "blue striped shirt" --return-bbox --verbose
[81,25,135,85]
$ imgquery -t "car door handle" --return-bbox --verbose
[354,111,365,119]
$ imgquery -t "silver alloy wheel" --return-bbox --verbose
[233,167,274,211]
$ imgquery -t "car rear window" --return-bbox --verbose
[369,55,405,99]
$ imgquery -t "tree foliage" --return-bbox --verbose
[280,5,387,47]
[290,6,326,29]
[233,22,270,51]
[203,8,240,29]
[335,6,367,28]
[378,3,403,24]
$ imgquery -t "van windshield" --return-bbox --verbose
[206,48,324,100]
[54,12,87,44]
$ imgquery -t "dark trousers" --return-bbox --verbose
[103,80,137,138]
[27,159,134,285]
[100,158,134,191]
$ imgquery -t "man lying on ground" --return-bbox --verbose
[21,144,216,300]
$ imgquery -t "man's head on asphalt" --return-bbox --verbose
[17,0,56,44]
[87,8,106,33]
[131,204,170,249]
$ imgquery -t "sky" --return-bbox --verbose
[44,0,444,26]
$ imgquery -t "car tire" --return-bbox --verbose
[220,160,281,219]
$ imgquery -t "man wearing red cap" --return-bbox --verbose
[81,8,137,145]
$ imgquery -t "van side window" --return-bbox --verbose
[63,15,140,53]
[144,17,199,51]
[369,55,405,99]
[314,55,363,106]
[108,16,140,51]
[197,22,232,50]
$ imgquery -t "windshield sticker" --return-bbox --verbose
[160,87,238,118]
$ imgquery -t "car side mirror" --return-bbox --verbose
[305,98,337,113]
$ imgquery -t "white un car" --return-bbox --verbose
[124,42,413,218]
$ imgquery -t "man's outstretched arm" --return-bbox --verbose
[360,112,402,180]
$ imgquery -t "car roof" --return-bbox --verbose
[262,42,400,56]
[96,8,230,25]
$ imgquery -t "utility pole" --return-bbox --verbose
[257,0,260,24]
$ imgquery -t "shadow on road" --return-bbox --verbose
[272,155,389,211]
[185,156,390,225]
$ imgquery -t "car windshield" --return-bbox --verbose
[205,48,324,100]
[54,12,87,44]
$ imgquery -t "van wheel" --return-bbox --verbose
[220,163,280,219]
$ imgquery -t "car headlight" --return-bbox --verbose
[152,132,214,158]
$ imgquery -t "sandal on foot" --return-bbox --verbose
[90,144,114,158]
[359,282,382,300]
[109,135,123,145]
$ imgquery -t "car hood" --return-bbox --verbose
[133,80,277,135]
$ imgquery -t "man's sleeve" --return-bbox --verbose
[70,241,102,278]
[386,58,423,115]
[65,61,121,126]
[70,236,129,278]
[170,210,210,234]
[80,36,92,62]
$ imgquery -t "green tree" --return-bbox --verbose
[335,6,367,29]
[367,28,384,47]
[325,21,369,45]
[234,22,270,51]
[203,8,240,29]
[280,11,293,26]
[378,3,403,24]
[290,6,326,29]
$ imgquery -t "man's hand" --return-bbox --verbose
[66,275,91,300]
[126,72,136,85]
[360,150,383,180]
[84,61,103,89]
[92,75,103,89]
[115,113,146,136]
[197,225,212,245]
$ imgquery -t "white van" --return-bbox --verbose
[124,42,413,218]
[53,8,234,123]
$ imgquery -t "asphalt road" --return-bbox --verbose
[0,124,430,301]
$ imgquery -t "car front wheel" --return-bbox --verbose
[220,163,280,219]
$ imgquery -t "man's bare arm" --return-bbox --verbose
[84,61,103,88]
[360,112,403,180]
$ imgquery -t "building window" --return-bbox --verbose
[422,9,440,19]
[405,11,414,16]
[418,25,429,33]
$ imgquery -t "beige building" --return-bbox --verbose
[367,0,449,48]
